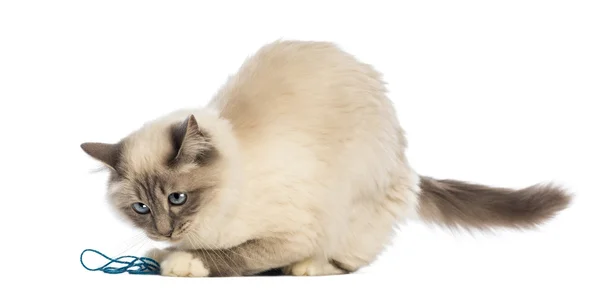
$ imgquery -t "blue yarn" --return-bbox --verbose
[80,249,160,275]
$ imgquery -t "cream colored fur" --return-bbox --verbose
[88,40,421,276]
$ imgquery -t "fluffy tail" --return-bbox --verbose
[417,176,572,230]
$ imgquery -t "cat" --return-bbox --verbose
[80,40,572,277]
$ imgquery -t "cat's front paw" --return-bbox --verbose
[160,251,210,277]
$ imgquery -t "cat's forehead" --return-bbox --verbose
[117,119,181,177]
[108,165,174,193]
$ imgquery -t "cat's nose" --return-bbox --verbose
[158,228,173,238]
[155,219,173,237]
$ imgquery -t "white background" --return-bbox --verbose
[1,1,598,289]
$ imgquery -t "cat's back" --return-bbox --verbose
[210,40,400,141]
[209,40,405,193]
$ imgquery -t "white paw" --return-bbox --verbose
[283,257,345,276]
[160,251,210,277]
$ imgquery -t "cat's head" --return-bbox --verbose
[81,110,241,244]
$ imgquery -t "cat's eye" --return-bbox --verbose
[168,192,187,205]
[132,202,150,214]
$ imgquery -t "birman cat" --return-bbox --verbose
[81,40,571,277]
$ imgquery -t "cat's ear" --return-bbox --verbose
[80,142,121,171]
[170,114,216,166]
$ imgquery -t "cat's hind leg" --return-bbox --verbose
[331,175,420,273]
[282,256,346,276]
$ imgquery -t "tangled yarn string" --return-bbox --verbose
[80,248,160,275]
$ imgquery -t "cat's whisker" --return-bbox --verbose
[187,231,241,273]
[133,237,150,256]
[186,234,225,275]
[186,228,241,270]
[189,232,236,275]
[196,233,240,276]
[114,231,147,257]
[197,226,254,264]
[202,237,241,276]
[216,247,242,272]
[227,246,254,263]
